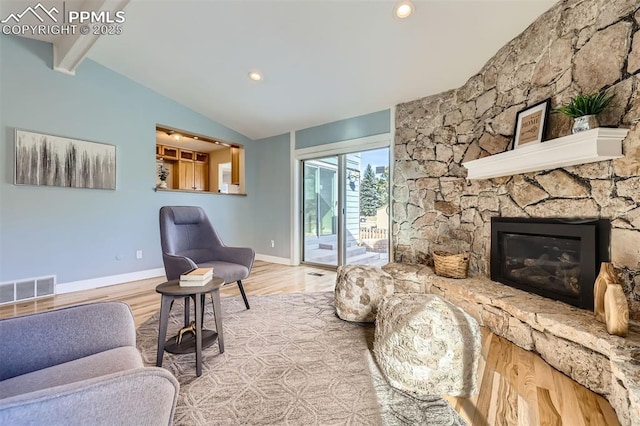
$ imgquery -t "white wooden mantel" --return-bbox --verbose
[462,128,629,180]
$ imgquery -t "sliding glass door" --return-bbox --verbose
[302,157,339,267]
[302,148,389,268]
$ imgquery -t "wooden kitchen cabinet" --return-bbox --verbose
[193,162,209,191]
[231,147,240,185]
[158,144,210,191]
[178,160,195,190]
[180,150,194,161]
[156,144,179,160]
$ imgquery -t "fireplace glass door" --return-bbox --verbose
[501,233,582,298]
[491,218,610,310]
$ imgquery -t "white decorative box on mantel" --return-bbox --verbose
[462,128,629,180]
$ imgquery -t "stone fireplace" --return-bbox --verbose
[389,0,639,423]
[490,217,611,310]
[392,0,640,318]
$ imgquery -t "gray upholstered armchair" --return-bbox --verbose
[0,302,179,425]
[159,206,255,309]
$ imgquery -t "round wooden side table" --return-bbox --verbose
[155,277,224,377]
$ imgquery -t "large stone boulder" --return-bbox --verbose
[334,265,394,323]
[373,293,481,397]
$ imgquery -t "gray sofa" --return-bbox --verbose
[0,302,179,425]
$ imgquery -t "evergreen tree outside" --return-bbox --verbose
[376,166,389,206]
[360,164,380,216]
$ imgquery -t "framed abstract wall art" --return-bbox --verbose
[14,129,116,190]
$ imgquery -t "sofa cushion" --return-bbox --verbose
[0,346,143,399]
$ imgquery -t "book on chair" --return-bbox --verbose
[179,268,214,286]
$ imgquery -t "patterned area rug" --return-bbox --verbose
[136,291,465,426]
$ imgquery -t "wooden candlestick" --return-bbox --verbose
[604,282,629,337]
[594,262,617,323]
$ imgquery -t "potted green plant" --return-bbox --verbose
[157,164,170,189]
[554,91,614,134]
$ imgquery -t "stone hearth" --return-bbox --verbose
[383,262,640,426]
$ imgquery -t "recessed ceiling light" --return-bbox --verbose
[248,71,262,81]
[394,1,414,19]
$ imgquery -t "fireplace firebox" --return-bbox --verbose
[490,218,610,310]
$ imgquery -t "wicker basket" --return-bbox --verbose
[433,251,470,279]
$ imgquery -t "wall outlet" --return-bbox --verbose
[136,250,143,259]
[270,240,275,248]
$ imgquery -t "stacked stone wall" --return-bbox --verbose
[393,0,640,317]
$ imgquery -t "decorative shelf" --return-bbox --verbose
[462,128,629,180]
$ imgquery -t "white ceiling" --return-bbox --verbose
[6,0,558,140]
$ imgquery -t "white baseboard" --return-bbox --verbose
[255,254,293,265]
[56,268,166,294]
[56,256,295,294]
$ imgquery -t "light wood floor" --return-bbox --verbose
[0,261,619,425]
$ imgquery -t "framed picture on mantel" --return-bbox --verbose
[512,99,550,149]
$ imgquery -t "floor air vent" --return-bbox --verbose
[0,276,56,304]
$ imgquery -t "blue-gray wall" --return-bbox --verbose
[0,35,392,285]
[295,109,390,149]
[0,35,255,283]
[252,133,291,258]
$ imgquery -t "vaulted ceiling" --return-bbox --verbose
[3,0,558,139]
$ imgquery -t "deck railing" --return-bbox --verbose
[359,227,388,240]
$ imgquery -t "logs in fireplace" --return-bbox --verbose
[490,217,610,310]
